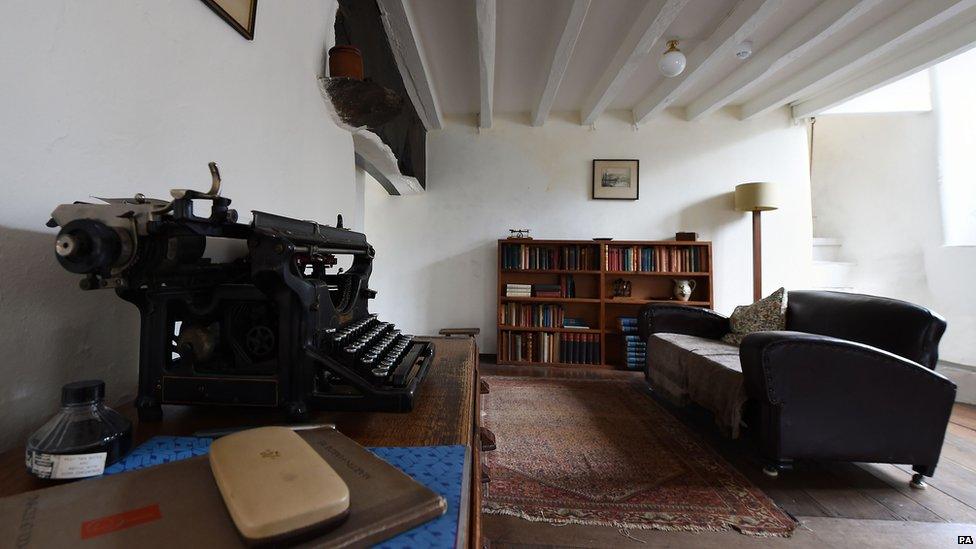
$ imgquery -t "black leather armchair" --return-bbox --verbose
[640,291,955,488]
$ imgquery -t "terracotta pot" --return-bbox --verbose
[329,45,364,80]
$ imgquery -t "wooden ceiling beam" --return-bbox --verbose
[377,0,444,130]
[684,0,883,121]
[634,0,784,125]
[475,0,496,129]
[579,0,688,126]
[741,0,976,120]
[531,0,590,127]
[792,12,976,118]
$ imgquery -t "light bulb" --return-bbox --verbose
[658,40,686,78]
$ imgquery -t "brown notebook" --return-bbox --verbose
[0,428,447,548]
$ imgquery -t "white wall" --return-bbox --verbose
[812,113,976,401]
[365,109,813,353]
[0,0,355,451]
[933,47,976,246]
[811,113,941,303]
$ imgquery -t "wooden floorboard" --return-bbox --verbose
[855,462,976,524]
[798,462,903,521]
[824,462,943,522]
[951,403,976,432]
[480,358,976,547]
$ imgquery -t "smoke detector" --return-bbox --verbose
[735,41,753,60]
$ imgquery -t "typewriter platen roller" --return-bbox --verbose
[48,163,434,420]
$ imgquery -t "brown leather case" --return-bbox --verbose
[0,428,447,548]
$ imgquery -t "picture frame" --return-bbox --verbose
[592,159,639,200]
[201,0,257,40]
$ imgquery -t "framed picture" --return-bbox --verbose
[592,159,639,200]
[201,0,257,40]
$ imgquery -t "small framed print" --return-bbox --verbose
[592,159,639,200]
[201,0,257,40]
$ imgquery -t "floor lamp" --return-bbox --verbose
[735,182,780,302]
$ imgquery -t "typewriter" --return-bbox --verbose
[48,163,433,421]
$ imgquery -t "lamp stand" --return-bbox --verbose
[752,210,762,302]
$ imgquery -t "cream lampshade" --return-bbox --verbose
[734,182,780,301]
[734,182,780,212]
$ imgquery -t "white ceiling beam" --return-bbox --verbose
[475,0,496,129]
[579,0,688,126]
[792,13,976,118]
[531,0,591,127]
[634,0,784,124]
[377,0,444,130]
[741,0,976,120]
[685,0,883,121]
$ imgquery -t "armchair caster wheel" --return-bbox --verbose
[910,473,928,490]
[762,466,779,478]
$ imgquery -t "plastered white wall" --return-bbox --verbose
[365,109,814,353]
[0,0,355,451]
[812,113,976,401]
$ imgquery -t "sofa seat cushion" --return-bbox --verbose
[647,333,748,438]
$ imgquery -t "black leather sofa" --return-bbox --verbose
[638,290,956,488]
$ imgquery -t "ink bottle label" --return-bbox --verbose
[26,451,107,479]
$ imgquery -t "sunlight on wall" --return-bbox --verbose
[933,47,976,247]
[821,70,932,115]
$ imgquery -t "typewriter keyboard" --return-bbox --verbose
[321,314,429,387]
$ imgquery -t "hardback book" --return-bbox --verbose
[0,428,445,548]
[618,317,639,334]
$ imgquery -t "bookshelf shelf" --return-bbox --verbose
[500,296,600,303]
[604,271,710,277]
[499,326,601,334]
[605,298,711,306]
[502,360,617,370]
[500,269,601,274]
[497,238,714,370]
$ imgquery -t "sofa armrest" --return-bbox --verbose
[739,331,956,404]
[739,331,956,464]
[638,304,730,341]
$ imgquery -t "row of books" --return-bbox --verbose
[617,316,639,334]
[504,283,533,297]
[560,275,577,297]
[562,317,590,329]
[530,284,561,298]
[501,244,598,271]
[606,246,708,273]
[499,303,564,328]
[504,276,578,298]
[498,331,600,364]
[623,335,646,371]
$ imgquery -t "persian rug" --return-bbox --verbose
[481,376,796,537]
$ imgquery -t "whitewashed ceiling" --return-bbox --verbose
[378,0,976,127]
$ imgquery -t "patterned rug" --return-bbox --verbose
[481,376,796,537]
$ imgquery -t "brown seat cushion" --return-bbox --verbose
[647,333,748,438]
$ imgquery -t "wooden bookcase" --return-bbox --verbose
[496,239,714,370]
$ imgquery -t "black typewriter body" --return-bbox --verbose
[48,164,433,421]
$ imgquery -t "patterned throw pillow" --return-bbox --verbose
[721,288,787,346]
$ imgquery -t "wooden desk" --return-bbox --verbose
[0,337,481,547]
